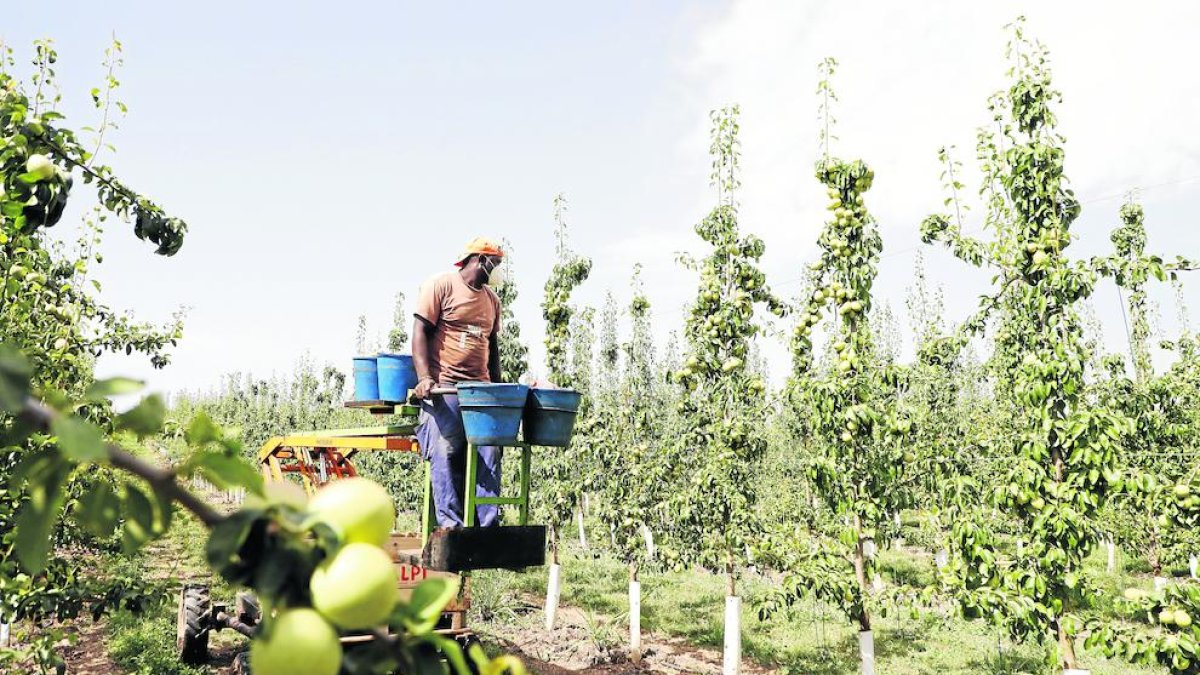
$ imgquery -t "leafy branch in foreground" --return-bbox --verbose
[2,345,524,675]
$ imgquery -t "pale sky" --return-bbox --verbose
[8,1,1200,401]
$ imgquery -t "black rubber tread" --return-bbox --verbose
[177,584,212,664]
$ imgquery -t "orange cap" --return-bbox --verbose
[454,237,504,267]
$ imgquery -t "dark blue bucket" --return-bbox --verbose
[457,382,529,445]
[523,388,582,447]
[353,356,379,401]
[377,353,417,401]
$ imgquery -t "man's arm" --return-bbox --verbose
[488,334,501,384]
[412,316,437,398]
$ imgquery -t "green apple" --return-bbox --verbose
[1174,483,1192,499]
[1160,609,1176,626]
[1176,609,1193,628]
[311,543,398,629]
[1123,588,1147,602]
[307,477,394,547]
[25,154,57,181]
[1032,251,1049,265]
[250,608,341,675]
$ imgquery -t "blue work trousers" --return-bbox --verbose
[416,393,502,527]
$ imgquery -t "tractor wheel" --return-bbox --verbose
[233,651,252,675]
[177,584,211,664]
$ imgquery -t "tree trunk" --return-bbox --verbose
[1056,618,1079,671]
[853,515,872,632]
[545,526,561,630]
[629,563,642,663]
[723,549,740,675]
[576,506,588,550]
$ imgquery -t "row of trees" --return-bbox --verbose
[516,19,1200,675]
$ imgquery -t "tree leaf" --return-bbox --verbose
[185,412,221,446]
[206,508,265,585]
[408,577,459,622]
[77,481,121,537]
[51,415,108,462]
[85,377,144,400]
[0,343,32,413]
[13,454,72,573]
[121,484,156,554]
[116,394,166,437]
[193,450,264,495]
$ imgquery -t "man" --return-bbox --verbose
[412,237,508,527]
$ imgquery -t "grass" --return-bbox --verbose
[96,498,1182,674]
[104,510,248,674]
[473,539,1170,675]
[106,605,204,675]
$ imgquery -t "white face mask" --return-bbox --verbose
[485,261,508,289]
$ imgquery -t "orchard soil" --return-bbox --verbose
[481,598,772,674]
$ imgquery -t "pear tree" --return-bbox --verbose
[536,192,591,629]
[920,20,1140,671]
[669,105,784,675]
[761,58,916,675]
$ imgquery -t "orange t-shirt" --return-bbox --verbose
[414,271,501,384]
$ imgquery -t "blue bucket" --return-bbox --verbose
[457,382,529,446]
[377,353,417,401]
[353,356,379,401]
[523,388,582,447]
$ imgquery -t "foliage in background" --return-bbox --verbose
[495,238,529,383]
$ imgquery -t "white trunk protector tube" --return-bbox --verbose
[859,630,875,675]
[0,622,8,649]
[545,563,562,630]
[576,508,588,550]
[641,524,656,558]
[1017,540,1024,557]
[863,539,877,559]
[894,512,901,527]
[1154,575,1168,591]
[935,549,948,569]
[629,580,642,661]
[871,573,883,593]
[1190,555,1198,579]
[1106,541,1116,572]
[1063,670,1091,675]
[723,596,741,675]
[893,537,905,550]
